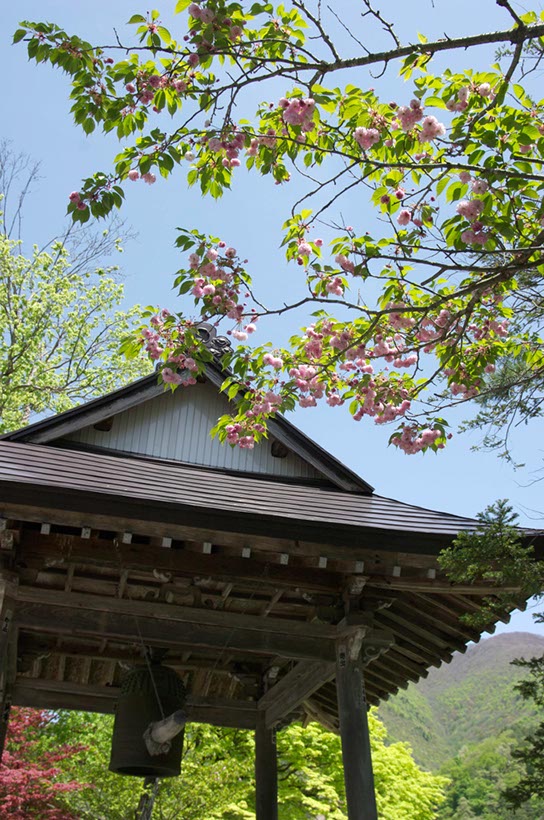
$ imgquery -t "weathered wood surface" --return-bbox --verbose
[255,711,278,820]
[258,660,336,728]
[12,678,258,728]
[336,639,378,820]
[14,600,336,663]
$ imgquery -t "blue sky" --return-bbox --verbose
[2,0,543,637]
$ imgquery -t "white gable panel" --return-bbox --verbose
[62,380,324,480]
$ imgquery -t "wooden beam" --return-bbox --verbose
[336,636,378,820]
[303,698,339,734]
[19,532,343,594]
[16,587,339,642]
[255,711,278,820]
[11,678,258,729]
[367,576,522,595]
[258,660,335,728]
[14,599,336,663]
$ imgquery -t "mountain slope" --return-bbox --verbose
[379,632,544,771]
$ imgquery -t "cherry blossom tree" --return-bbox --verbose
[14,1,544,454]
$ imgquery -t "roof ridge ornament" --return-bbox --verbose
[196,322,232,358]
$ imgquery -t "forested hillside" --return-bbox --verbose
[380,632,544,818]
[380,632,544,769]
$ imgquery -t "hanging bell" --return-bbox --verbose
[109,664,187,778]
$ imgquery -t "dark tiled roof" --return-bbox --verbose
[0,440,480,540]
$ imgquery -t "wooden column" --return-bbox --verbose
[0,577,17,763]
[0,697,11,764]
[336,635,378,820]
[255,711,278,820]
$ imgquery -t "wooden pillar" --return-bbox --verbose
[0,578,17,765]
[255,711,278,820]
[336,636,378,820]
[0,697,11,764]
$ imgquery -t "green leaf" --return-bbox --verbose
[174,0,191,13]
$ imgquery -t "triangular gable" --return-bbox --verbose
[2,365,373,493]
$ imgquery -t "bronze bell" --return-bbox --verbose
[109,664,187,778]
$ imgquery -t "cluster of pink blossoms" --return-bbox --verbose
[187,3,243,40]
[205,130,246,170]
[444,365,481,399]
[397,99,424,131]
[225,423,256,449]
[263,353,284,369]
[185,242,258,341]
[456,196,488,245]
[225,391,282,448]
[335,253,355,273]
[289,364,326,407]
[354,127,380,150]
[392,425,443,454]
[353,381,411,424]
[419,115,446,142]
[446,85,470,112]
[68,191,88,211]
[125,69,188,110]
[127,169,157,184]
[279,97,315,130]
[162,366,197,387]
[325,276,345,296]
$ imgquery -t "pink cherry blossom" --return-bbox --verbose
[354,127,380,150]
[335,253,355,273]
[397,99,424,131]
[162,367,183,385]
[456,199,484,220]
[418,115,446,142]
[471,178,488,194]
[477,83,492,97]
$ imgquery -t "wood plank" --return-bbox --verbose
[14,601,335,663]
[377,609,454,650]
[367,576,522,595]
[16,587,339,642]
[19,532,343,594]
[336,637,378,820]
[303,698,339,734]
[258,660,335,728]
[399,595,480,643]
[12,678,258,728]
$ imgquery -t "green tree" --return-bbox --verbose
[0,148,151,433]
[438,733,544,819]
[503,624,544,809]
[439,501,544,813]
[439,500,542,627]
[13,3,544,454]
[45,709,447,819]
